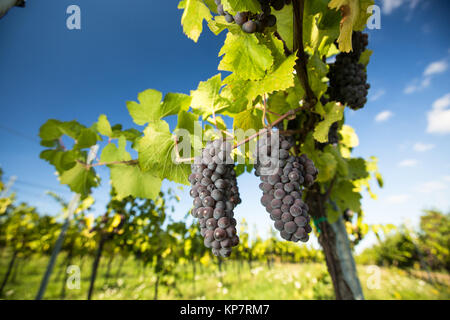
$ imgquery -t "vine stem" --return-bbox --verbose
[293,0,317,106]
[77,159,138,169]
[78,104,307,169]
[233,105,304,149]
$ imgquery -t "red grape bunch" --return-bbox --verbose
[254,130,318,242]
[189,139,241,258]
[327,32,371,110]
[214,0,291,34]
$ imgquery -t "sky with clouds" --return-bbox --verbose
[0,0,449,252]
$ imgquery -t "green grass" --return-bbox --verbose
[1,252,449,300]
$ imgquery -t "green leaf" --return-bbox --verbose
[315,152,337,182]
[75,128,98,149]
[347,158,369,180]
[110,166,162,200]
[100,136,130,163]
[179,0,212,42]
[176,110,200,135]
[340,125,359,148]
[233,108,264,132]
[59,163,99,196]
[97,114,113,137]
[218,32,273,80]
[39,119,63,141]
[162,93,192,116]
[98,136,162,200]
[313,102,344,143]
[325,145,349,177]
[127,90,190,126]
[39,120,85,142]
[221,0,261,13]
[138,120,191,184]
[58,121,85,139]
[175,110,203,150]
[354,0,375,31]
[266,92,291,123]
[359,49,373,67]
[127,89,163,125]
[330,179,362,214]
[190,74,229,119]
[273,5,293,51]
[40,150,78,173]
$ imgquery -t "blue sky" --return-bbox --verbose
[0,0,449,252]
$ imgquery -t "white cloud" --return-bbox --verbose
[369,89,386,102]
[413,142,435,152]
[404,83,419,94]
[427,93,450,134]
[443,176,450,182]
[404,59,447,95]
[417,181,448,193]
[382,0,405,14]
[386,194,411,204]
[375,110,394,122]
[382,0,421,14]
[423,60,448,77]
[432,93,450,110]
[404,77,431,94]
[398,159,418,167]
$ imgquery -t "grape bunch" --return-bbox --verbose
[214,0,291,34]
[254,131,318,242]
[189,139,241,258]
[327,31,370,110]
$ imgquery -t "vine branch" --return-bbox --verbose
[293,0,317,107]
[77,159,138,169]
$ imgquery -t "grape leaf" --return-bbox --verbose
[39,119,85,142]
[138,120,191,184]
[99,136,162,200]
[359,49,373,67]
[346,158,368,180]
[218,32,273,80]
[324,145,349,177]
[175,110,203,152]
[75,128,99,149]
[110,166,162,201]
[127,90,191,125]
[273,5,293,51]
[331,180,362,214]
[39,119,63,141]
[340,125,359,148]
[59,163,99,197]
[221,0,261,14]
[179,0,212,42]
[97,114,113,137]
[315,151,337,182]
[328,0,359,52]
[100,136,130,163]
[40,149,79,173]
[190,74,229,120]
[313,102,344,143]
[233,108,264,132]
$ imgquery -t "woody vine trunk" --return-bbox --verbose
[293,0,364,300]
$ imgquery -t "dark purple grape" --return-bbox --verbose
[242,20,257,33]
[218,217,230,229]
[284,221,297,234]
[214,228,227,241]
[234,11,248,25]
